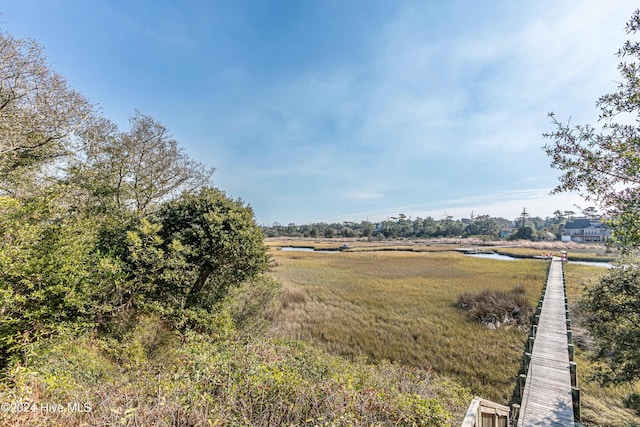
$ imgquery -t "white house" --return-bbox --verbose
[561,218,611,243]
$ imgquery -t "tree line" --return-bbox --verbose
[263,210,576,241]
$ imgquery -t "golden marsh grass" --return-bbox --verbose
[269,249,547,402]
[268,243,639,425]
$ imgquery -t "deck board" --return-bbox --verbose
[517,258,575,426]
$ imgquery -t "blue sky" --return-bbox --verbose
[1,1,636,225]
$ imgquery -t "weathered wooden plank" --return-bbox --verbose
[517,259,575,426]
[462,397,510,427]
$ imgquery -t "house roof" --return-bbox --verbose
[564,218,601,229]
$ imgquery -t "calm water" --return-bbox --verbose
[467,252,612,268]
[569,260,612,268]
[280,246,341,254]
[467,253,520,261]
[280,246,613,267]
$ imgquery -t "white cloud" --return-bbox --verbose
[204,1,639,224]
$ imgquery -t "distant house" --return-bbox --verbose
[561,218,611,243]
[542,231,556,241]
[499,228,515,239]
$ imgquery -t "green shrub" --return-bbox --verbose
[624,392,640,415]
[580,256,640,384]
[0,195,101,366]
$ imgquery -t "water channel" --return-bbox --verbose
[279,246,613,267]
[467,253,519,261]
[280,246,341,254]
[467,252,612,267]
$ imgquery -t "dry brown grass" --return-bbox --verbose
[457,288,532,330]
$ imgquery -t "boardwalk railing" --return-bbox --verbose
[564,262,582,423]
[515,258,580,426]
[461,258,581,426]
[513,261,552,407]
[461,397,510,427]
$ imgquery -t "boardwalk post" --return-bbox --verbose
[518,373,526,399]
[572,387,581,423]
[510,403,520,426]
[570,361,578,388]
[568,343,575,362]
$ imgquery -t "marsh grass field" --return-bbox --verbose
[267,239,640,425]
[268,246,546,402]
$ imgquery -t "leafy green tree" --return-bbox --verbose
[518,207,530,228]
[439,215,465,237]
[340,226,355,238]
[464,215,499,239]
[545,10,640,388]
[421,216,439,237]
[553,210,566,223]
[92,217,190,316]
[544,10,640,251]
[359,220,374,237]
[157,187,269,306]
[507,226,535,241]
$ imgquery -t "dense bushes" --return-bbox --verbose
[0,26,271,366]
[0,320,469,426]
[580,256,640,384]
[0,194,102,366]
[0,187,270,365]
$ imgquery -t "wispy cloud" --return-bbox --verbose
[5,0,634,225]
[445,189,553,207]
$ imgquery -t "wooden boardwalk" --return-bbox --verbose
[517,258,575,426]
